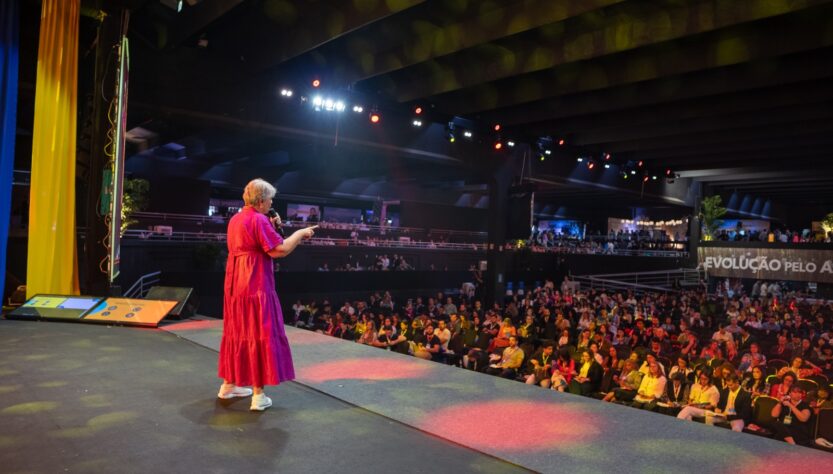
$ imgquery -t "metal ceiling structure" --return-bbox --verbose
[17,0,833,220]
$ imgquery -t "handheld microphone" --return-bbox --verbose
[267,208,284,237]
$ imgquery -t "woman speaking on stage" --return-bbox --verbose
[217,178,316,411]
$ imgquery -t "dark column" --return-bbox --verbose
[82,7,122,295]
[484,159,514,307]
[688,214,700,268]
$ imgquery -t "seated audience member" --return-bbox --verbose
[677,372,720,422]
[769,386,813,446]
[490,318,517,351]
[525,343,555,387]
[631,361,667,410]
[357,320,378,345]
[699,340,723,361]
[810,386,833,415]
[603,359,643,403]
[658,372,689,416]
[639,353,665,377]
[487,336,524,379]
[668,357,693,383]
[741,366,768,397]
[550,349,576,392]
[769,371,798,400]
[777,356,821,380]
[738,343,766,373]
[568,350,603,396]
[714,374,753,432]
[374,326,408,353]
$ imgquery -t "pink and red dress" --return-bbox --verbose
[218,206,295,387]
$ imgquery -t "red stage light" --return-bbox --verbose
[558,138,565,146]
[414,106,423,115]
[494,124,501,132]
[638,160,644,167]
[301,358,432,383]
[369,112,381,124]
[312,79,321,88]
[494,141,503,150]
[643,175,650,183]
[416,400,601,452]
[666,168,672,176]
[587,161,595,170]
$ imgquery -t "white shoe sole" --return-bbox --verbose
[218,388,253,399]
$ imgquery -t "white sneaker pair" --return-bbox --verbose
[217,384,253,399]
[250,393,272,411]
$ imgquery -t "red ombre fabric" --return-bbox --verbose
[218,206,295,386]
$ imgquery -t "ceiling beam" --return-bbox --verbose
[433,8,833,116]
[484,46,833,128]
[247,0,426,71]
[366,0,833,102]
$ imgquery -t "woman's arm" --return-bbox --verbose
[267,226,316,258]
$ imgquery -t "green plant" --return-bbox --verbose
[699,195,727,241]
[121,178,149,235]
[822,212,833,233]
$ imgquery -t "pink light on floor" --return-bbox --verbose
[301,358,433,383]
[735,450,833,474]
[417,400,602,452]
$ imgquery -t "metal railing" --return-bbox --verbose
[123,271,161,298]
[572,268,703,294]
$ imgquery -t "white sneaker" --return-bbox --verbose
[217,384,253,399]
[250,393,272,411]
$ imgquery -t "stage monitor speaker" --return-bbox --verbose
[145,286,196,319]
[6,295,104,321]
[83,298,178,327]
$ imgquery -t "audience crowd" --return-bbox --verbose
[292,277,833,449]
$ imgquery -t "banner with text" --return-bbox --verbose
[698,247,833,283]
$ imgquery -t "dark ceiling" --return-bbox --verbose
[19,0,833,218]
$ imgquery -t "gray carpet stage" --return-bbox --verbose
[162,319,833,474]
[0,319,526,474]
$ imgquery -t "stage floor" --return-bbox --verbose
[163,318,833,474]
[0,319,526,474]
[2,317,832,474]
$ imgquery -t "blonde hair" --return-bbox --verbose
[242,178,276,206]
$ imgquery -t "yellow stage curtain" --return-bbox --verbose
[26,0,80,298]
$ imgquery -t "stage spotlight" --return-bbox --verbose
[369,112,381,124]
[324,98,334,110]
[412,119,423,127]
[352,105,364,113]
[335,101,345,112]
[652,175,658,180]
[587,160,596,170]
[280,88,293,97]
[539,154,546,161]
[494,124,501,132]
[544,149,552,155]
[463,130,473,138]
[643,175,650,183]
[312,79,321,88]
[576,157,583,162]
[558,138,566,146]
[494,140,503,150]
[604,153,611,161]
[666,168,673,176]
[507,141,515,147]
[638,160,644,168]
[604,163,610,169]
[414,106,423,115]
[630,170,637,175]
[623,172,629,180]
